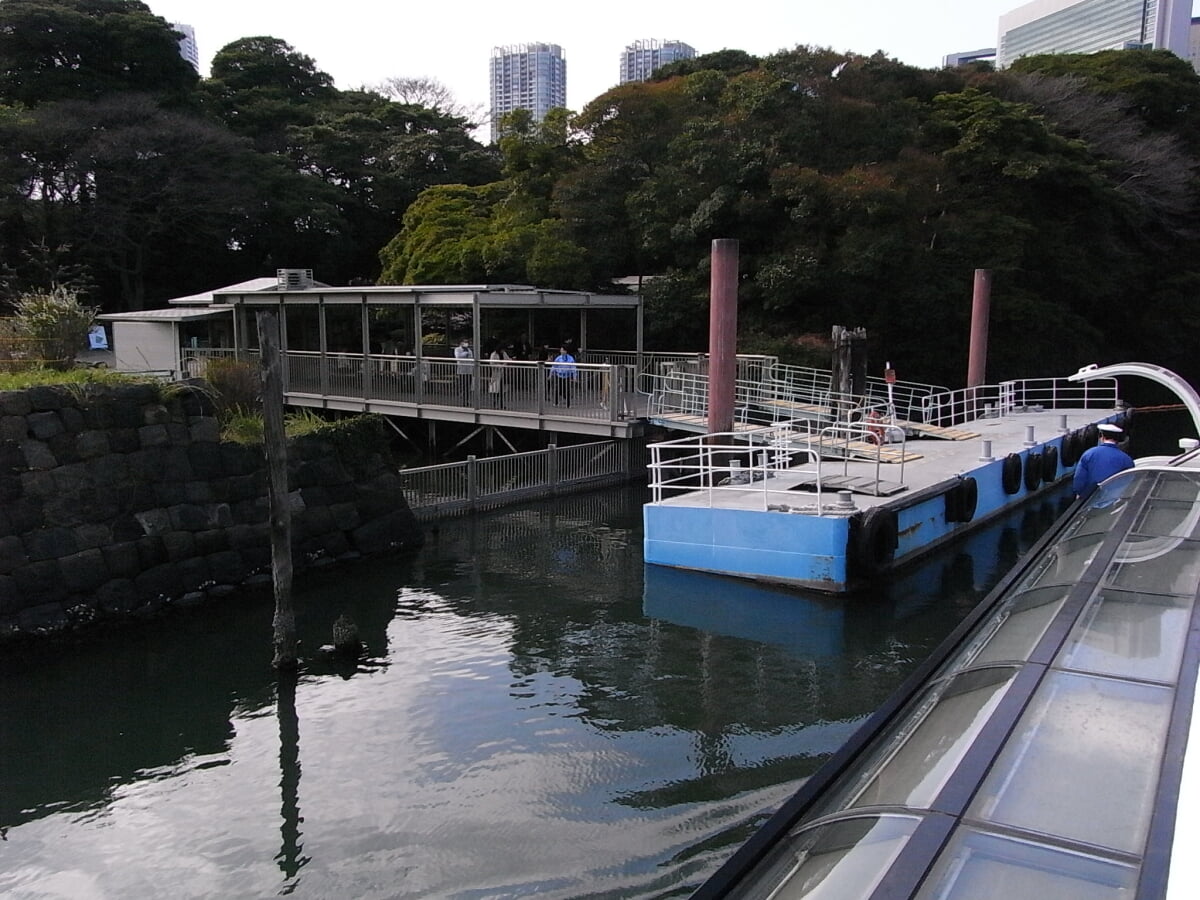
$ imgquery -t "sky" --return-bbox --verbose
[146,0,1021,116]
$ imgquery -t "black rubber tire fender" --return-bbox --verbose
[1024,451,1043,491]
[956,476,978,522]
[1061,429,1082,467]
[855,506,899,576]
[1001,453,1022,495]
[1041,445,1059,483]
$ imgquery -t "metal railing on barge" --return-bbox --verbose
[647,419,909,516]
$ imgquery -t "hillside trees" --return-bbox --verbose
[0,5,496,309]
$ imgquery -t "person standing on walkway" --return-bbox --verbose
[1073,422,1134,497]
[550,346,577,407]
[486,340,509,408]
[454,338,474,405]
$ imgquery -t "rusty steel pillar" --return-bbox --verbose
[967,268,991,388]
[708,239,739,434]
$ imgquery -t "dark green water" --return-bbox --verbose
[0,476,1081,899]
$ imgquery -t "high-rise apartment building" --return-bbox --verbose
[172,23,200,73]
[489,43,567,142]
[619,39,697,84]
[997,0,1191,68]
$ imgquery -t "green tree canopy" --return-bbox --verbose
[0,0,196,107]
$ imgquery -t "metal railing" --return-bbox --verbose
[398,440,639,520]
[647,419,904,515]
[186,348,643,423]
[919,376,1121,428]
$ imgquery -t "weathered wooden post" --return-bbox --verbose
[258,309,296,670]
[831,325,868,420]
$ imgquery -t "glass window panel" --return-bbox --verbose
[1015,531,1108,590]
[1149,471,1200,504]
[969,671,1171,852]
[812,668,1015,815]
[914,827,1137,900]
[1105,537,1200,597]
[728,815,918,900]
[951,585,1072,669]
[1058,589,1192,683]
[1131,498,1200,540]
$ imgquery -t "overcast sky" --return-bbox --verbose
[146,1,1027,116]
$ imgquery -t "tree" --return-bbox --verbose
[0,0,197,107]
[370,76,484,127]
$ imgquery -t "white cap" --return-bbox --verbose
[1098,423,1123,435]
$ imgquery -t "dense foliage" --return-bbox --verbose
[2,1,1198,386]
[0,0,499,311]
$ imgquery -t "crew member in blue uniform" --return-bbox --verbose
[1073,422,1134,497]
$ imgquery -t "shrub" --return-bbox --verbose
[204,357,261,418]
[13,287,97,368]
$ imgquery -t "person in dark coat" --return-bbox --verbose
[1072,422,1134,497]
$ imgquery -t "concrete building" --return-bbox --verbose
[172,23,200,73]
[489,43,567,142]
[1190,16,1200,71]
[943,47,998,66]
[997,0,1192,68]
[619,39,697,84]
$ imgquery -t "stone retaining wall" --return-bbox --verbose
[0,382,422,642]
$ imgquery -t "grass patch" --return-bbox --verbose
[0,366,144,391]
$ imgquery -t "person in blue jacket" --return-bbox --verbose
[1073,422,1134,497]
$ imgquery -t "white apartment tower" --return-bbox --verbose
[998,0,1192,68]
[489,43,567,142]
[619,39,697,84]
[172,23,200,73]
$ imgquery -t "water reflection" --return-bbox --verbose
[0,485,1073,899]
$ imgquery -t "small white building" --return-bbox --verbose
[97,277,279,377]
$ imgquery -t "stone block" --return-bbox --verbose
[329,502,360,531]
[0,574,15,615]
[135,508,172,536]
[166,423,191,445]
[195,529,230,555]
[75,431,110,459]
[0,475,21,504]
[142,403,171,426]
[27,411,64,440]
[52,461,92,495]
[135,536,167,569]
[189,417,221,443]
[0,535,29,574]
[111,516,144,542]
[12,560,68,605]
[297,505,333,539]
[82,402,115,430]
[162,530,196,561]
[138,424,170,447]
[189,442,226,479]
[60,549,109,593]
[20,440,57,470]
[0,390,32,416]
[0,440,24,472]
[102,541,142,578]
[73,522,113,550]
[221,443,262,476]
[228,522,268,550]
[175,556,210,592]
[24,527,78,561]
[46,432,81,465]
[91,452,129,484]
[163,447,194,482]
[0,415,27,441]
[108,428,140,453]
[207,550,248,585]
[60,406,85,433]
[155,482,187,505]
[134,563,178,602]
[169,504,210,532]
[184,481,214,503]
[95,579,139,613]
[27,385,66,411]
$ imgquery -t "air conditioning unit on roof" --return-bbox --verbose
[277,268,314,290]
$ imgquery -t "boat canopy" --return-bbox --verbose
[699,464,1200,900]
